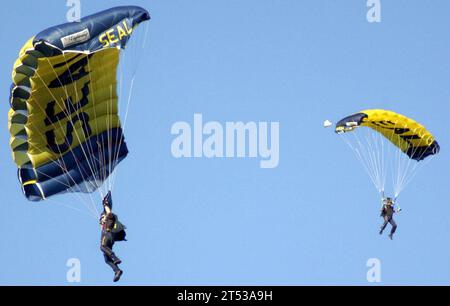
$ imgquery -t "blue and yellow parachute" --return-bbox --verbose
[335,109,440,198]
[8,6,150,201]
[335,109,440,161]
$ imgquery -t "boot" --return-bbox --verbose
[388,233,393,240]
[113,269,123,282]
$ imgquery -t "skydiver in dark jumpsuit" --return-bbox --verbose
[379,198,399,240]
[100,192,123,282]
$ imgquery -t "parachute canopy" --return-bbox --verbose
[335,109,439,198]
[8,6,150,201]
[335,109,440,161]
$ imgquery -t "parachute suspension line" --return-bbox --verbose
[372,128,386,194]
[81,50,123,207]
[106,58,126,194]
[47,55,101,189]
[393,129,435,198]
[77,24,151,199]
[84,54,107,200]
[51,54,103,197]
[48,198,98,217]
[392,124,400,197]
[394,122,406,198]
[33,68,99,198]
[392,121,402,197]
[343,120,435,200]
[379,128,387,195]
[107,70,124,193]
[42,25,147,212]
[48,53,103,213]
[95,60,127,197]
[387,120,401,198]
[106,84,114,195]
[32,57,100,217]
[340,132,379,193]
[96,53,116,200]
[109,24,150,193]
[83,48,128,208]
[342,133,373,188]
[374,127,385,194]
[21,121,98,217]
[366,130,383,192]
[59,53,101,192]
[97,57,112,198]
[356,130,377,190]
[356,130,382,192]
[399,156,434,197]
[390,121,414,198]
[102,56,122,195]
[19,140,99,217]
[339,120,416,199]
[368,121,397,197]
[95,52,117,201]
[104,85,110,195]
[82,53,106,191]
[336,110,438,204]
[393,123,406,198]
[109,74,135,192]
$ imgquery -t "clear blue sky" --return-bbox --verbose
[0,0,449,285]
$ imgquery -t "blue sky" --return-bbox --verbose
[0,0,449,285]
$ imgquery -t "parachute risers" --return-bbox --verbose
[8,6,150,201]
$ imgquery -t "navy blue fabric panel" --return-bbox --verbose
[24,151,127,201]
[407,141,440,161]
[335,113,368,129]
[32,153,127,201]
[19,128,127,183]
[20,128,128,201]
[18,167,35,182]
[22,184,43,202]
[33,6,150,52]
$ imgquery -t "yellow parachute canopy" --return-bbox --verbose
[335,109,439,161]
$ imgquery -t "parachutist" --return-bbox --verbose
[379,197,398,240]
[9,6,150,202]
[100,191,127,282]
